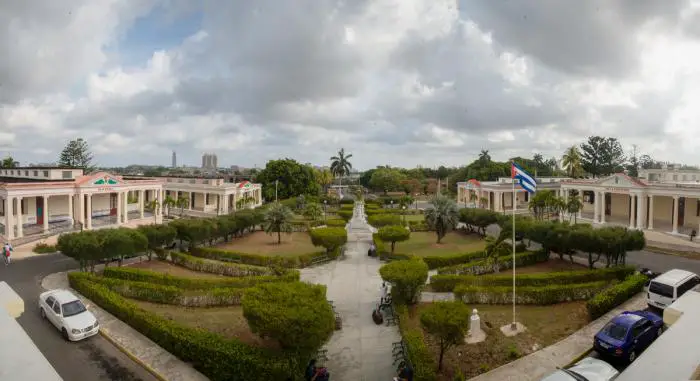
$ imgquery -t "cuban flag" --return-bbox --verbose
[511,162,537,194]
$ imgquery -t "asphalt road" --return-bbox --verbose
[0,254,158,381]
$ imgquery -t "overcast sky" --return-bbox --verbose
[2,0,700,170]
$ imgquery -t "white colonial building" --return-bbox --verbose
[457,177,569,213]
[161,177,263,217]
[0,168,165,245]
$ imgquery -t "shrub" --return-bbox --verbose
[395,305,437,381]
[586,274,647,320]
[190,247,335,268]
[154,248,169,261]
[421,251,486,270]
[170,252,277,277]
[437,250,549,275]
[368,214,402,228]
[337,210,353,221]
[325,218,347,227]
[420,301,471,371]
[137,224,177,260]
[430,266,635,292]
[309,227,348,255]
[68,273,290,380]
[379,258,428,304]
[515,242,528,253]
[455,281,610,305]
[243,282,335,365]
[103,266,299,289]
[32,243,57,254]
[377,225,411,253]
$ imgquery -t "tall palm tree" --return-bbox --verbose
[330,148,353,191]
[424,194,460,243]
[263,203,294,244]
[146,200,160,222]
[561,146,584,178]
[566,195,584,223]
[176,197,189,216]
[478,150,491,165]
[1,156,17,168]
[163,196,176,217]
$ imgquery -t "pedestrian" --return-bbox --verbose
[3,242,13,265]
[381,281,389,303]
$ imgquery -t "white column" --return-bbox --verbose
[16,197,23,238]
[139,190,145,219]
[5,197,13,239]
[486,191,491,210]
[648,195,654,230]
[86,194,93,230]
[593,192,600,223]
[123,191,129,223]
[629,194,636,229]
[222,193,229,214]
[600,192,606,224]
[42,195,49,233]
[78,194,85,227]
[578,189,584,219]
[116,191,123,225]
[672,195,679,234]
[67,194,74,225]
[636,194,644,230]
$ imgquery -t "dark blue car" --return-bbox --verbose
[594,310,664,363]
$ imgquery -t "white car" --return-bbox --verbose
[38,289,99,341]
[540,357,619,381]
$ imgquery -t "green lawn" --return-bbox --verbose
[404,214,425,222]
[396,231,485,257]
[214,232,318,256]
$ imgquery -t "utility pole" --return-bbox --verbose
[275,180,279,203]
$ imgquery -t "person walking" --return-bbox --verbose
[381,281,389,304]
[3,242,13,265]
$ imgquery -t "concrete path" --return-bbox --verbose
[41,259,209,381]
[301,202,401,381]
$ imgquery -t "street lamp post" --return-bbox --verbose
[402,205,407,225]
[324,200,327,222]
[390,200,394,209]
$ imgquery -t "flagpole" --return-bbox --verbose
[511,164,517,330]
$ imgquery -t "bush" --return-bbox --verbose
[437,250,549,275]
[33,243,57,254]
[368,214,402,228]
[309,227,348,255]
[337,210,353,221]
[68,273,291,380]
[379,258,429,304]
[103,266,299,289]
[455,281,610,305]
[408,220,430,232]
[154,248,169,261]
[325,218,347,227]
[243,282,335,363]
[420,301,472,371]
[190,247,336,268]
[170,252,278,277]
[421,251,486,270]
[395,305,437,381]
[377,225,411,253]
[430,266,635,292]
[515,242,528,253]
[586,274,647,320]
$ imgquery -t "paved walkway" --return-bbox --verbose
[301,202,401,381]
[41,258,209,381]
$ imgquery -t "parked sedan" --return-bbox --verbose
[594,310,663,363]
[540,357,619,381]
[38,289,99,341]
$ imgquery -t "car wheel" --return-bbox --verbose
[40,308,45,319]
[657,326,664,337]
[629,350,637,363]
[61,328,70,341]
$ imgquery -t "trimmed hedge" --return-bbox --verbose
[437,250,549,275]
[368,214,402,228]
[455,281,611,305]
[586,274,647,320]
[103,266,299,289]
[430,266,635,292]
[190,246,337,268]
[337,210,353,221]
[395,305,437,381]
[68,273,291,380]
[170,252,277,276]
[421,251,487,270]
[325,218,347,227]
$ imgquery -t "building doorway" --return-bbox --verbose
[679,197,685,226]
[36,197,44,225]
[110,193,118,216]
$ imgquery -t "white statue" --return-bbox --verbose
[466,308,485,344]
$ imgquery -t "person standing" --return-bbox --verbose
[3,242,12,265]
[381,281,389,304]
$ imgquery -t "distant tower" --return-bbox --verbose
[171,151,177,168]
[201,153,218,170]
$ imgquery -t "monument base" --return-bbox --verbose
[500,322,526,337]
[465,330,486,344]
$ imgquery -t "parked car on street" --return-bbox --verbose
[594,310,663,363]
[646,269,700,310]
[38,289,99,341]
[539,357,619,381]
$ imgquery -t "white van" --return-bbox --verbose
[647,269,700,310]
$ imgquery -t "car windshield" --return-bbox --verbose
[649,281,674,298]
[61,300,87,317]
[561,368,589,381]
[601,321,628,340]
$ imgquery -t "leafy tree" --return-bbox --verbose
[145,199,160,222]
[243,282,335,371]
[309,227,348,254]
[379,258,428,304]
[359,168,376,188]
[528,190,564,221]
[58,138,96,173]
[424,195,459,243]
[484,236,510,273]
[565,192,583,223]
[561,145,584,178]
[1,155,17,168]
[419,301,471,372]
[314,168,333,192]
[98,228,142,266]
[137,224,176,260]
[367,213,402,228]
[175,197,189,215]
[169,219,211,248]
[580,136,626,178]
[303,202,324,221]
[263,202,294,244]
[162,196,176,217]
[256,159,320,200]
[377,225,411,253]
[369,167,407,192]
[56,231,101,272]
[330,148,353,187]
[459,208,499,237]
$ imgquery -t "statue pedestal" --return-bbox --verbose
[465,309,486,344]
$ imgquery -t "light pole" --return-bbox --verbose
[275,180,279,203]
[402,205,407,225]
[390,200,394,209]
[324,200,327,222]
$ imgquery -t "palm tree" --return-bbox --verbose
[236,194,256,210]
[303,203,324,221]
[533,153,544,176]
[561,146,584,178]
[163,196,176,217]
[424,195,460,243]
[176,197,189,216]
[468,190,478,206]
[330,148,353,191]
[478,150,491,165]
[146,200,160,222]
[263,203,294,244]
[1,156,17,168]
[566,194,584,223]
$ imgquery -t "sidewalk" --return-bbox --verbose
[41,259,209,381]
[468,293,646,381]
[300,202,401,381]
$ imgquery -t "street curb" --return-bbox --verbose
[564,347,593,368]
[98,329,168,381]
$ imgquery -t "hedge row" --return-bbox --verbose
[170,252,278,276]
[455,280,611,305]
[586,274,648,320]
[437,250,549,275]
[430,266,635,292]
[190,246,337,269]
[74,272,245,306]
[325,218,347,227]
[68,273,291,380]
[394,305,437,381]
[421,251,487,270]
[103,266,299,289]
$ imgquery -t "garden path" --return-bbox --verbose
[301,202,401,381]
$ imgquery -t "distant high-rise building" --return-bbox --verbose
[171,151,177,168]
[201,153,218,169]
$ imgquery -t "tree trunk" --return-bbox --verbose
[438,344,445,371]
[277,230,281,244]
[391,242,396,253]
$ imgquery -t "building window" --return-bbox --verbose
[62,171,72,179]
[33,170,38,176]
[697,200,700,217]
[189,179,195,184]
[673,175,678,181]
[683,175,687,181]
[43,170,49,177]
[10,170,14,175]
[20,199,25,215]
[24,170,28,176]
